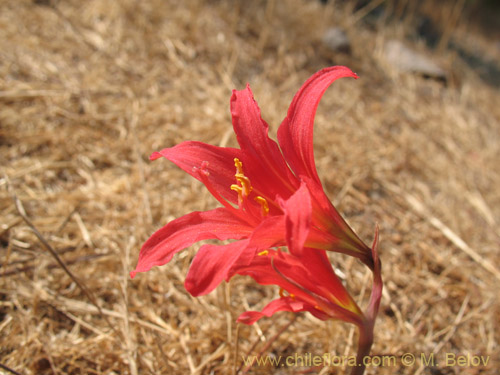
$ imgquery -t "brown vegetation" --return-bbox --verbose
[1,0,499,374]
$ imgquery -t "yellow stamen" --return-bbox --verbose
[230,158,270,217]
[257,250,269,256]
[234,158,244,174]
[230,184,242,194]
[279,288,296,300]
[279,288,286,298]
[231,158,252,202]
[254,196,269,216]
[235,174,252,196]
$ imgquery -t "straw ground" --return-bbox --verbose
[1,0,499,374]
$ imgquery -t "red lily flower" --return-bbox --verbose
[233,180,382,375]
[133,66,383,375]
[235,182,366,326]
[236,247,364,325]
[131,66,377,298]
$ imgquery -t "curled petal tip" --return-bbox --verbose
[236,313,254,325]
[150,151,162,161]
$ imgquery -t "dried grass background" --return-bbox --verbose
[1,0,499,374]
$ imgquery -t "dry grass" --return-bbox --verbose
[1,0,499,374]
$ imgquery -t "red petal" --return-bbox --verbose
[235,250,362,324]
[279,181,312,255]
[277,66,357,183]
[185,239,253,296]
[236,297,306,324]
[235,251,327,311]
[230,85,299,201]
[130,208,252,278]
[151,141,242,205]
[230,85,282,167]
[274,248,360,314]
[247,215,286,249]
[301,175,374,266]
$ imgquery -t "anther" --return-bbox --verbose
[254,196,269,216]
[279,288,286,298]
[235,174,252,196]
[231,158,253,197]
[234,158,243,174]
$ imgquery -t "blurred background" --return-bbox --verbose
[1,0,499,374]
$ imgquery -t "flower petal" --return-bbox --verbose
[185,239,253,296]
[301,175,374,266]
[151,141,242,205]
[277,66,358,183]
[131,208,252,278]
[278,181,312,255]
[236,297,307,325]
[235,251,332,312]
[230,85,299,200]
[230,85,283,167]
[247,215,286,249]
[273,248,361,316]
[235,249,363,325]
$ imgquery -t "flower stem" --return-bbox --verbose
[348,225,382,375]
[350,321,374,375]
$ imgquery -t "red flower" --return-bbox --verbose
[233,182,381,375]
[236,248,364,325]
[131,66,375,296]
[235,182,367,326]
[132,66,383,375]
